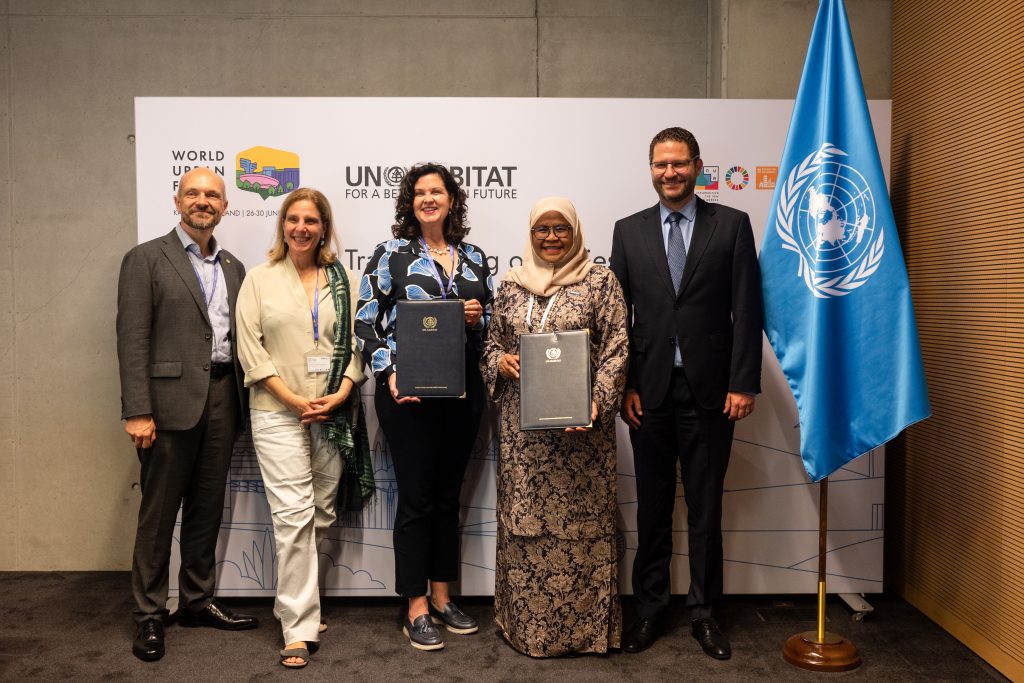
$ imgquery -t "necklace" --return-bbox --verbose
[424,242,450,256]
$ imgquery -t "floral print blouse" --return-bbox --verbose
[355,238,494,380]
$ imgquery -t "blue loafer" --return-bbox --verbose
[429,601,479,635]
[403,614,445,651]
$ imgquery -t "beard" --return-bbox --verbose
[653,175,697,206]
[181,206,221,231]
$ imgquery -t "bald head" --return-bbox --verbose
[174,168,229,235]
[177,167,227,201]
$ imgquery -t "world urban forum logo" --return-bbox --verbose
[236,146,300,200]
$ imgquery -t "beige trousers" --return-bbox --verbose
[250,409,342,645]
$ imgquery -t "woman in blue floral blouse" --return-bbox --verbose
[355,162,493,651]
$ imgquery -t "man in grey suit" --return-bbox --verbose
[118,167,257,662]
[610,128,762,659]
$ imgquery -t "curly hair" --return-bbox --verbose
[391,162,470,243]
[268,187,338,266]
[649,127,701,162]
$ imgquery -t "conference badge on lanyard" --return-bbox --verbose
[305,268,330,374]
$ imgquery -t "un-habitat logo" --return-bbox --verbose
[775,143,884,298]
[236,146,300,200]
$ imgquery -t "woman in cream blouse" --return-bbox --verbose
[236,188,369,669]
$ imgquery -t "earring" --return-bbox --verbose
[319,238,325,246]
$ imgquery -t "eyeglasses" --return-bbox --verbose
[650,159,696,173]
[531,225,572,238]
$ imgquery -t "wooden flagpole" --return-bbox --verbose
[782,477,862,671]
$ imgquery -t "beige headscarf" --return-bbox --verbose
[503,196,593,297]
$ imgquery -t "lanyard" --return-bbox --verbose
[311,268,321,349]
[525,290,559,333]
[418,238,457,299]
[187,249,219,308]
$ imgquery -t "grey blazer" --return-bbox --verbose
[117,228,247,431]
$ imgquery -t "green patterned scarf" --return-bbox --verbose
[323,262,375,512]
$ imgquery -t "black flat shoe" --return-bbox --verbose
[132,618,165,662]
[177,600,259,630]
[691,618,731,660]
[622,616,662,653]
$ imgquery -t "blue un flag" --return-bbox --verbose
[760,0,930,482]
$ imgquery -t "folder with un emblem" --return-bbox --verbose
[395,299,466,397]
[519,329,591,430]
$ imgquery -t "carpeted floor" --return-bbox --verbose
[0,572,1006,682]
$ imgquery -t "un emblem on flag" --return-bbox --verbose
[775,143,885,298]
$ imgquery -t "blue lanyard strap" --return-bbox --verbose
[186,248,219,308]
[418,238,457,299]
[311,267,320,348]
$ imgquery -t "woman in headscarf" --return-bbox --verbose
[482,196,629,657]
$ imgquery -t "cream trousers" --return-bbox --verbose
[250,409,342,645]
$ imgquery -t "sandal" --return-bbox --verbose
[279,646,309,669]
[319,621,327,633]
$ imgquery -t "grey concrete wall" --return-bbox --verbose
[718,0,891,98]
[0,0,891,570]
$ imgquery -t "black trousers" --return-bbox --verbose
[630,369,735,621]
[375,352,484,598]
[131,371,239,624]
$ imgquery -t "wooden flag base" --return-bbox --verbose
[783,630,861,672]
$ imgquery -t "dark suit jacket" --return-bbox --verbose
[117,228,247,431]
[610,197,763,411]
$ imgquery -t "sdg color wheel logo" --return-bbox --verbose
[236,146,300,200]
[725,166,749,190]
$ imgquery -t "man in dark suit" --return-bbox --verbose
[118,167,257,662]
[610,128,762,659]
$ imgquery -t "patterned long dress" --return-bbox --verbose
[481,266,629,657]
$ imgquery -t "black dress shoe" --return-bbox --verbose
[622,616,663,653]
[691,618,731,660]
[132,619,165,662]
[178,600,259,630]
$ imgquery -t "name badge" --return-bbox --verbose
[306,352,330,374]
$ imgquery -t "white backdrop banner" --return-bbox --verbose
[134,97,890,597]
